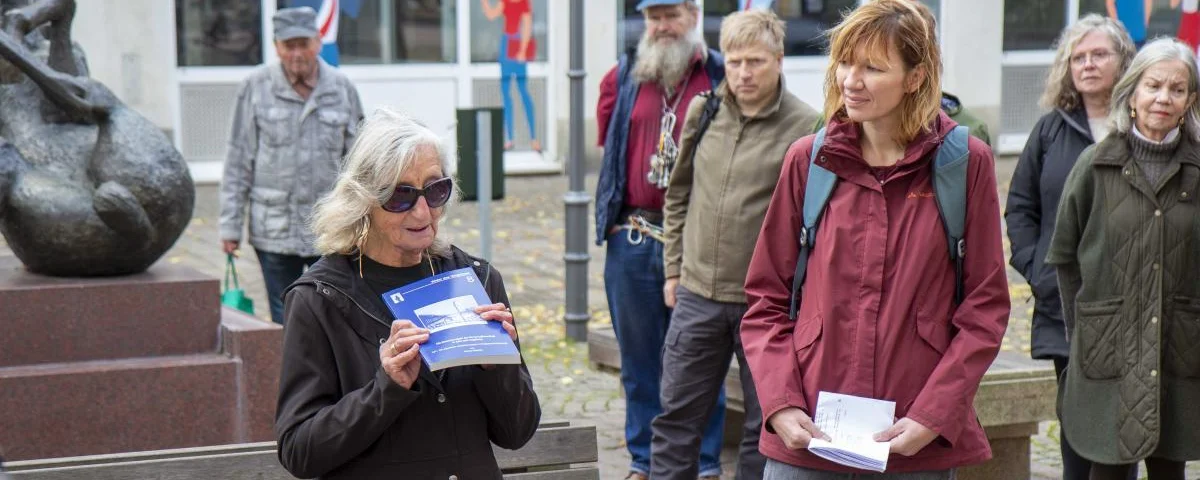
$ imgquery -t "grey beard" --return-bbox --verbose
[631,29,704,95]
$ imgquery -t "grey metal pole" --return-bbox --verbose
[562,0,589,342]
[477,110,493,261]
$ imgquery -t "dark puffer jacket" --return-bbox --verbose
[1005,107,1095,360]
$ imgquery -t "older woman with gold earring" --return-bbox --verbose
[1047,37,1200,480]
[273,107,541,479]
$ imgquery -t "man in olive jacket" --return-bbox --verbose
[652,10,820,480]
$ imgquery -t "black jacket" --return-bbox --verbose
[1005,107,1095,360]
[275,247,541,479]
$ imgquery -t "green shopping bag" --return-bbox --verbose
[222,254,255,314]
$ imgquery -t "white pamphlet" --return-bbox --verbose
[806,391,896,472]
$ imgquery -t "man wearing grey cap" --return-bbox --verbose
[594,0,727,478]
[219,6,364,326]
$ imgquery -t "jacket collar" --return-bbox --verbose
[1056,107,1094,142]
[718,76,787,120]
[1092,132,1200,168]
[820,110,958,181]
[270,58,337,104]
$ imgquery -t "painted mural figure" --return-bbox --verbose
[1107,0,1152,47]
[481,0,540,153]
[1179,0,1200,53]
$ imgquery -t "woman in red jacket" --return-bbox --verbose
[740,0,1010,477]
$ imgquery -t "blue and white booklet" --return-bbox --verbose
[381,267,520,371]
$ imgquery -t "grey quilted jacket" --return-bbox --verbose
[219,59,363,257]
[1046,132,1200,464]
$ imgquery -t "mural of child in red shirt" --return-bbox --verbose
[482,0,540,152]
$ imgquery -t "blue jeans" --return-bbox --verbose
[604,231,725,476]
[499,33,536,143]
[255,249,320,325]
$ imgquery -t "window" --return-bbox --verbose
[1003,0,1067,51]
[618,0,877,57]
[1080,0,1183,46]
[471,0,549,63]
[278,0,457,64]
[703,0,857,56]
[176,0,264,67]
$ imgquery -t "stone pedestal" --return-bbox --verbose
[0,261,282,461]
[587,326,1058,474]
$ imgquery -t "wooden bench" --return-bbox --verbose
[4,421,599,480]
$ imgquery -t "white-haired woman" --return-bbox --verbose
[274,108,541,479]
[1003,14,1136,480]
[1047,38,1200,480]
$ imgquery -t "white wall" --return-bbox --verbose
[939,0,1004,132]
[550,0,619,164]
[72,0,177,131]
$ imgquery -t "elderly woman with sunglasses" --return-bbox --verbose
[274,108,541,480]
[1047,38,1200,480]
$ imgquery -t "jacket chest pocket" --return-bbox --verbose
[793,311,822,366]
[256,107,295,147]
[1167,296,1200,378]
[916,304,952,355]
[249,187,290,240]
[316,109,349,152]
[1074,297,1129,380]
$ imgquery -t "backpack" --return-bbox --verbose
[787,126,971,320]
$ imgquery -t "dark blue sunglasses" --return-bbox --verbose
[382,177,453,213]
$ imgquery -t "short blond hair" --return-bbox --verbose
[823,0,942,144]
[719,9,785,56]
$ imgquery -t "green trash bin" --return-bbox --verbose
[456,108,505,202]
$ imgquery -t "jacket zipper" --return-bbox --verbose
[711,119,747,296]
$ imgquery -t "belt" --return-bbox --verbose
[620,207,662,225]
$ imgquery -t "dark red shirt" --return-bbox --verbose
[597,52,711,211]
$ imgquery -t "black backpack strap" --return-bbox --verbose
[683,91,721,166]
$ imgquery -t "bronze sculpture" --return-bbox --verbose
[0,0,195,276]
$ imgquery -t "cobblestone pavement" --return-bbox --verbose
[5,157,1197,479]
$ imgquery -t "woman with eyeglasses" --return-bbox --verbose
[1047,37,1200,480]
[274,108,541,479]
[1003,15,1135,480]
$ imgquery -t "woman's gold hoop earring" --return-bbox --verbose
[357,216,371,278]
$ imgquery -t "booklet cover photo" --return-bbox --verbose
[381,267,520,371]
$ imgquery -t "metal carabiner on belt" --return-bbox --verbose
[626,224,645,245]
[626,214,664,245]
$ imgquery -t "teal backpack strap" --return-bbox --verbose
[931,125,971,304]
[789,128,838,320]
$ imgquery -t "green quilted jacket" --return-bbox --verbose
[1046,132,1200,464]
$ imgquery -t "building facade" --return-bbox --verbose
[68,0,1193,182]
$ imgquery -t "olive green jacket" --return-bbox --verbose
[663,80,820,303]
[1046,132,1200,464]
